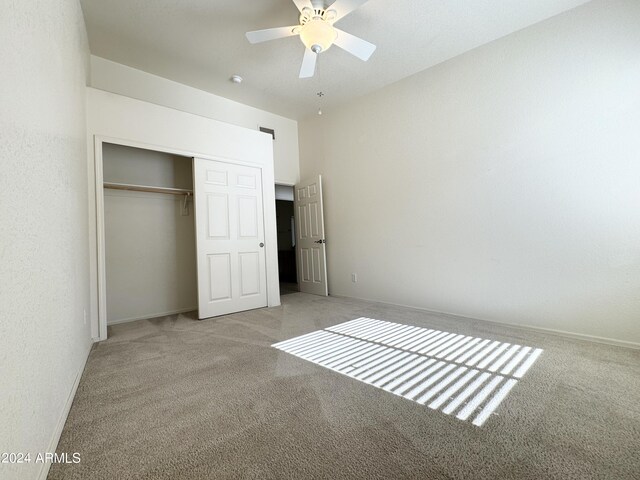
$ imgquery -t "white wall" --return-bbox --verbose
[103,144,197,324]
[275,184,295,201]
[87,88,280,340]
[299,0,640,347]
[90,56,300,185]
[0,1,92,478]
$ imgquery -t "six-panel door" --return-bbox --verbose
[294,175,328,296]
[193,158,267,318]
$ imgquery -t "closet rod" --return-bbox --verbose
[103,182,192,196]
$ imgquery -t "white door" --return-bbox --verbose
[193,158,268,318]
[294,175,328,296]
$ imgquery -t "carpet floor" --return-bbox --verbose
[49,293,640,479]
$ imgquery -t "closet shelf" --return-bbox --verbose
[103,182,192,196]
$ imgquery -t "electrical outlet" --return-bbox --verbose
[83,309,87,325]
[351,273,357,283]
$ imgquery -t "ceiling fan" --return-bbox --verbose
[245,0,376,79]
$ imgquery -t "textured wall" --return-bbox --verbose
[298,0,640,346]
[90,56,300,185]
[0,1,92,478]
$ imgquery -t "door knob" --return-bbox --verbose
[314,239,326,244]
[259,243,264,247]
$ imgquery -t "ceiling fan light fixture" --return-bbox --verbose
[300,18,337,54]
[244,0,376,79]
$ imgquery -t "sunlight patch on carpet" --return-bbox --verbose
[273,317,543,426]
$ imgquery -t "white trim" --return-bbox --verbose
[330,295,640,350]
[107,307,198,326]
[94,136,107,341]
[96,134,262,167]
[37,342,92,480]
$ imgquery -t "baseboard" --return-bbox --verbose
[37,341,93,480]
[330,294,640,350]
[106,307,197,326]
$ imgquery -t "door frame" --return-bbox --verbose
[92,135,280,341]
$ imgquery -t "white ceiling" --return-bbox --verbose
[80,0,591,119]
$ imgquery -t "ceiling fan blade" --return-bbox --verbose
[299,48,317,78]
[246,26,299,44]
[329,0,370,22]
[292,0,313,13]
[333,28,376,61]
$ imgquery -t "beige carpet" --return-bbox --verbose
[49,293,640,479]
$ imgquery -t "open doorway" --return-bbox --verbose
[275,185,298,295]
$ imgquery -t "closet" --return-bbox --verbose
[102,143,197,325]
[88,88,279,340]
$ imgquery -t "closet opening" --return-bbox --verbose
[102,142,198,328]
[275,184,298,295]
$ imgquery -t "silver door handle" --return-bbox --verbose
[259,243,264,247]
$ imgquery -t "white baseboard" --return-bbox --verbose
[37,341,93,480]
[330,294,640,350]
[106,307,197,326]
